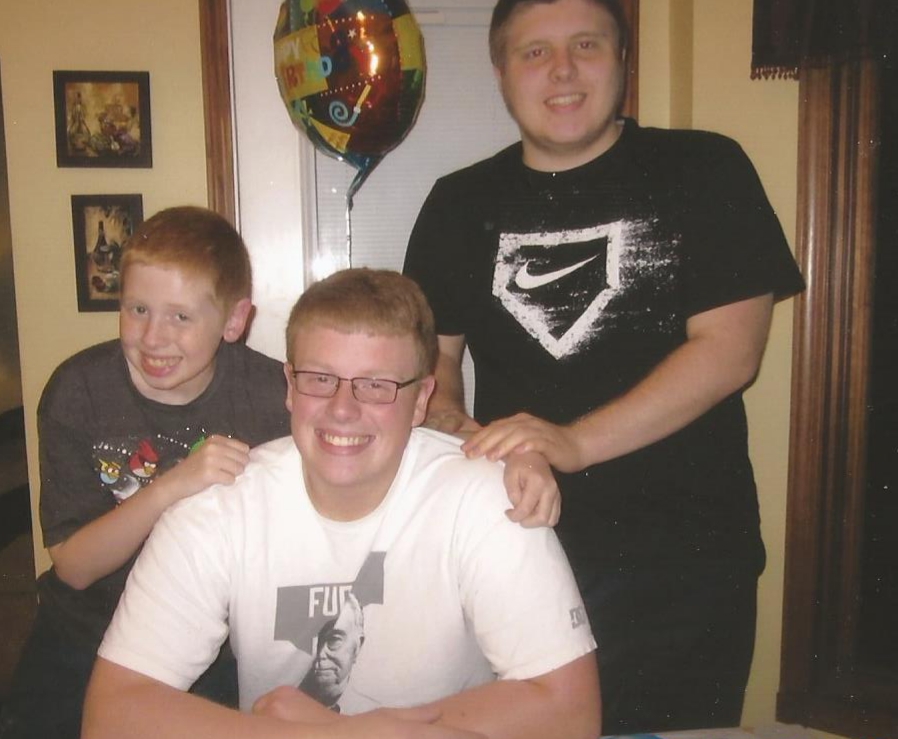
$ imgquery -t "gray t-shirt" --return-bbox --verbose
[37,339,290,645]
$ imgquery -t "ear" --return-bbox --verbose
[283,362,295,412]
[222,298,253,343]
[411,375,437,428]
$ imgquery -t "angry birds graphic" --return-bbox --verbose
[97,456,140,503]
[129,439,159,479]
[93,428,212,505]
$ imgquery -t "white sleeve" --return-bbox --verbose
[98,490,232,690]
[453,470,596,681]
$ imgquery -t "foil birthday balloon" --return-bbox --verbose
[274,0,426,205]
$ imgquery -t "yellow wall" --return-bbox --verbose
[0,0,210,572]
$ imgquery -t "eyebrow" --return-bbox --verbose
[511,29,609,51]
[293,367,404,381]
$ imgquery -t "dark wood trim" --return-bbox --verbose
[778,58,898,739]
[199,0,236,225]
[621,0,639,119]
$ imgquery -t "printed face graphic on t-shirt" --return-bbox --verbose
[275,552,386,710]
[274,552,385,655]
[299,593,366,709]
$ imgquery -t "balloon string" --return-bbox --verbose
[345,194,353,268]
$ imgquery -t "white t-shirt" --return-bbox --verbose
[99,428,596,711]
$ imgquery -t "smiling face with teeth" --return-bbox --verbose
[285,325,435,521]
[494,0,626,172]
[119,262,251,405]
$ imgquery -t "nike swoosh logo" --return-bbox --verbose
[514,254,600,290]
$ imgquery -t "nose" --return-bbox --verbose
[142,316,168,348]
[550,47,576,81]
[326,378,362,420]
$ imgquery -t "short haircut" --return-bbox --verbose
[285,268,438,377]
[120,206,252,309]
[489,0,630,67]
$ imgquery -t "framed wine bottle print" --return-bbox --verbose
[53,71,152,168]
[71,194,143,312]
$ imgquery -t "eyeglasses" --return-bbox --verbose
[290,370,420,405]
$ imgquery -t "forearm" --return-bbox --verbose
[82,659,307,739]
[49,478,178,589]
[86,660,482,739]
[50,435,250,589]
[425,654,600,739]
[429,356,467,417]
[571,308,766,466]
[424,336,480,435]
[465,295,774,472]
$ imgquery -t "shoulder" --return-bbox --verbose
[629,119,743,155]
[246,434,298,468]
[164,437,298,528]
[44,339,122,388]
[218,341,285,377]
[212,343,289,423]
[225,435,299,496]
[39,339,123,416]
[626,120,751,175]
[408,428,504,480]
[408,143,521,264]
[404,428,509,512]
[430,142,523,197]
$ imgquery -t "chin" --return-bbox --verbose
[142,373,183,391]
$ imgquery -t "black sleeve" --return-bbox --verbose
[37,363,115,547]
[676,134,805,317]
[403,177,470,337]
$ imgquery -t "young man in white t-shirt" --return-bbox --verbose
[82,269,600,739]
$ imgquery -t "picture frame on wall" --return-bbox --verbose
[71,194,143,312]
[53,71,152,168]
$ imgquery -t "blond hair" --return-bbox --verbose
[286,269,438,376]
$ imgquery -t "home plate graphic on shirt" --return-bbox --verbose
[494,221,623,359]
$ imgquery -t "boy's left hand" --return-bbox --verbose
[502,451,560,528]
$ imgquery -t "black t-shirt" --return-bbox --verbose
[404,119,804,576]
[36,339,291,646]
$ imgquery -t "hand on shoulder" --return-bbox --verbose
[423,408,482,437]
[502,451,561,528]
[151,434,250,506]
[463,414,586,473]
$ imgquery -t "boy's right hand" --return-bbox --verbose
[153,434,250,506]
